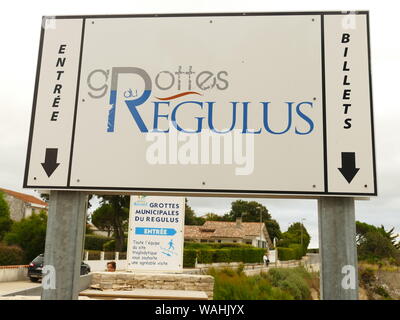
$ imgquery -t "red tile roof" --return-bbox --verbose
[0,187,48,207]
[185,220,270,243]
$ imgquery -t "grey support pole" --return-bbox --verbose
[318,197,358,300]
[41,191,87,300]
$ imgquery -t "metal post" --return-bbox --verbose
[318,197,358,300]
[41,191,87,300]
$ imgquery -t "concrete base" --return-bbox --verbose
[90,272,214,300]
[80,288,208,300]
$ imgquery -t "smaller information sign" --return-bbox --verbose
[126,195,185,273]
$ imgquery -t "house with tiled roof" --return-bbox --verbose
[0,187,48,222]
[184,218,272,249]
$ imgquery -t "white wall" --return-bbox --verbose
[0,267,29,282]
[84,260,127,272]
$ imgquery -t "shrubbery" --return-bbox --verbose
[197,249,215,264]
[288,244,304,260]
[267,267,311,300]
[4,211,47,263]
[184,242,252,250]
[0,191,13,242]
[103,239,127,252]
[214,249,231,263]
[84,235,113,251]
[183,249,197,268]
[0,244,25,265]
[208,267,308,300]
[277,222,310,261]
[183,243,264,266]
[277,247,296,261]
[356,221,400,265]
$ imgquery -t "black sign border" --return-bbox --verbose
[23,11,377,197]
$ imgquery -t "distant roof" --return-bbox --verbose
[185,220,270,243]
[0,187,48,207]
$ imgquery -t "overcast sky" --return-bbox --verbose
[0,0,399,248]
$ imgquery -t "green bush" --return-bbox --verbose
[359,267,375,286]
[197,249,215,264]
[267,267,311,300]
[0,244,25,265]
[184,242,250,250]
[102,239,127,252]
[0,191,13,241]
[208,267,293,300]
[183,249,197,268]
[373,286,392,299]
[288,244,304,260]
[214,249,231,263]
[277,247,296,261]
[84,235,112,251]
[213,243,251,249]
[230,248,245,262]
[242,248,264,263]
[4,211,47,263]
[189,246,264,265]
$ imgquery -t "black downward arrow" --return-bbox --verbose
[338,152,360,183]
[41,148,60,177]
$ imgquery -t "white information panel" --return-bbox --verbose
[24,12,376,197]
[126,195,185,273]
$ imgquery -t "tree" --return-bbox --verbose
[377,225,400,250]
[95,196,129,252]
[227,200,271,222]
[0,191,13,241]
[184,199,204,225]
[91,203,115,237]
[203,213,224,221]
[278,222,310,255]
[265,219,282,243]
[356,221,400,263]
[226,200,281,242]
[4,211,47,262]
[40,193,93,209]
[358,231,398,262]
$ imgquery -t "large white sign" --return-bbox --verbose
[126,196,185,273]
[24,12,376,197]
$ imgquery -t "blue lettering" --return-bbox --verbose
[295,102,314,135]
[152,101,170,133]
[262,102,293,134]
[171,101,204,133]
[242,102,261,134]
[207,102,237,133]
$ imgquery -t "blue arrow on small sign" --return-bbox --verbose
[135,227,177,236]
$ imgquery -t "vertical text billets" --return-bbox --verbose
[341,33,352,129]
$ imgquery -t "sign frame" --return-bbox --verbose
[23,11,377,198]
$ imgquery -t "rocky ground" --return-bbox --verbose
[359,263,400,300]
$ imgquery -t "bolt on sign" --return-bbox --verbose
[23,12,376,197]
[126,196,185,273]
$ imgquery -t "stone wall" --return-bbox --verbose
[91,272,214,300]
